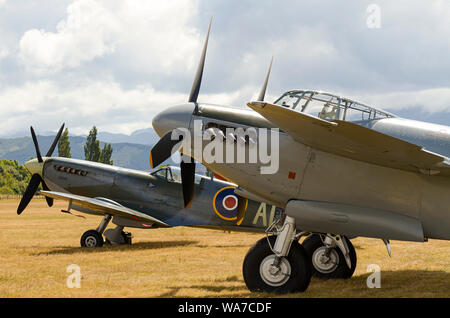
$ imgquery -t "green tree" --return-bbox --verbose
[84,126,101,162]
[0,159,32,195]
[99,143,113,165]
[58,127,72,158]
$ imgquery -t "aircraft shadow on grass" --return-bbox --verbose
[159,270,450,297]
[33,240,198,256]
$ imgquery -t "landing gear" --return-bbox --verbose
[302,234,357,279]
[81,230,104,248]
[80,215,133,248]
[243,216,311,294]
[104,225,133,245]
[243,236,311,293]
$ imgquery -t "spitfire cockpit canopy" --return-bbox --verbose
[273,90,395,122]
[151,166,182,183]
[151,166,203,184]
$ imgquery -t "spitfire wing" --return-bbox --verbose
[248,101,450,176]
[40,191,169,227]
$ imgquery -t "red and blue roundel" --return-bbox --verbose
[212,186,239,221]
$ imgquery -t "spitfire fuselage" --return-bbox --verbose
[39,157,278,231]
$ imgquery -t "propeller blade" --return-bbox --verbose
[257,56,273,102]
[30,127,43,163]
[17,174,42,215]
[180,157,195,208]
[149,131,183,168]
[236,195,248,226]
[188,17,212,103]
[46,123,65,157]
[41,180,53,207]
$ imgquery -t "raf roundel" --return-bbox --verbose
[213,186,239,221]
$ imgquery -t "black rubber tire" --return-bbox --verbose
[302,234,356,279]
[80,230,104,248]
[243,236,311,294]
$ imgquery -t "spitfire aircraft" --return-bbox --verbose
[149,19,450,294]
[17,125,282,247]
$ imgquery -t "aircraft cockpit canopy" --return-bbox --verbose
[273,90,395,122]
[152,166,182,183]
[151,166,202,184]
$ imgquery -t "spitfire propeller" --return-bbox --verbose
[17,123,65,215]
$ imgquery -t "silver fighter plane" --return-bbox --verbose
[150,19,450,294]
[17,125,281,248]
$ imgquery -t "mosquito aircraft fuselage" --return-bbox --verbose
[153,99,450,242]
[25,156,279,239]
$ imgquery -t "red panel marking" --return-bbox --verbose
[214,173,227,181]
[288,172,296,179]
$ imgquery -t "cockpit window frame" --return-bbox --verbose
[274,90,395,122]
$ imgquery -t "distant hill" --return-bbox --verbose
[2,127,160,146]
[0,135,166,171]
[96,128,160,146]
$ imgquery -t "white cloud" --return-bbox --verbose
[0,79,245,136]
[18,0,201,74]
[0,47,8,59]
[19,0,119,72]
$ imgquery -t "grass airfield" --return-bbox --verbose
[0,199,449,298]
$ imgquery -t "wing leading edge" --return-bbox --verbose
[248,101,450,176]
[40,191,169,227]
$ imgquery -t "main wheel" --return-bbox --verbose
[243,236,311,294]
[302,234,356,279]
[81,230,104,248]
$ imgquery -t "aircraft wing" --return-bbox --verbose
[248,101,450,176]
[40,191,169,227]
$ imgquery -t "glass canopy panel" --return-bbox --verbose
[273,90,394,122]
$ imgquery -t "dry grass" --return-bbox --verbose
[0,199,449,298]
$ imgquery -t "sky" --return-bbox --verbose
[1,0,450,137]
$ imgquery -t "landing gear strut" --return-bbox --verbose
[302,234,357,279]
[80,215,133,248]
[243,216,312,293]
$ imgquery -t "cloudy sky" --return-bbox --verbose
[1,0,450,137]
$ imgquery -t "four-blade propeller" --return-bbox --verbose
[17,123,65,215]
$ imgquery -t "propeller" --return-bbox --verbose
[257,56,273,102]
[17,123,65,215]
[150,17,212,208]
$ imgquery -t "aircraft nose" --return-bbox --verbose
[24,158,45,176]
[152,103,196,137]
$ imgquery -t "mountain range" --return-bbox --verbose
[0,128,174,171]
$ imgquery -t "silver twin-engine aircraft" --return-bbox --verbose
[149,19,450,293]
